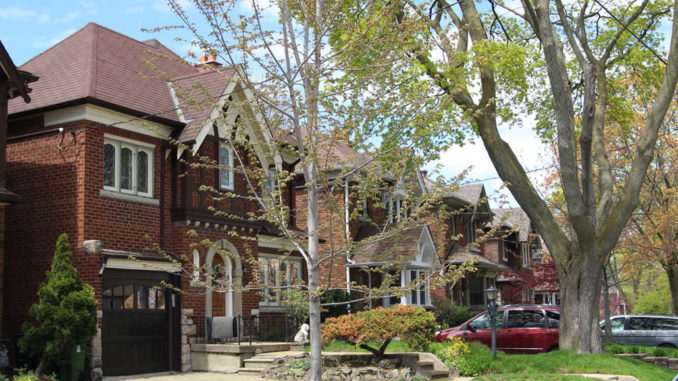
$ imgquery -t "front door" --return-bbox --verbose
[212,255,226,316]
[102,269,177,376]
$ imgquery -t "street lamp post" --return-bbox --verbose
[485,286,499,361]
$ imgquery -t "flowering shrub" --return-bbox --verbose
[431,339,492,376]
[321,305,436,359]
[439,337,471,369]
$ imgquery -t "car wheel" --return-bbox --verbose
[658,343,676,348]
[547,345,559,352]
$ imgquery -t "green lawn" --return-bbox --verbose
[480,350,676,381]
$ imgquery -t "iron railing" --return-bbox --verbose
[202,315,300,345]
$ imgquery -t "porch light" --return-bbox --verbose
[484,286,499,302]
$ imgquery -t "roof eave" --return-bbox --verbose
[8,96,186,128]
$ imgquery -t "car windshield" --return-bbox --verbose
[469,311,505,329]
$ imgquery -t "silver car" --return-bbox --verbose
[600,314,678,347]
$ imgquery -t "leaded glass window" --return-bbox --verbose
[103,138,154,197]
[137,151,149,193]
[104,143,116,187]
[120,147,132,190]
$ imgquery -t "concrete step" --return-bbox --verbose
[238,367,263,375]
[243,358,276,369]
[417,360,434,368]
[429,369,450,379]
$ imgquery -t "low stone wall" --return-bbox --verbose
[262,352,448,380]
[616,353,678,371]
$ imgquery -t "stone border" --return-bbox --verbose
[615,353,678,371]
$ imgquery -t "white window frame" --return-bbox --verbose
[522,243,531,268]
[219,142,235,191]
[258,255,303,307]
[502,239,508,261]
[387,194,409,223]
[103,137,154,198]
[465,218,477,244]
[404,269,430,307]
[265,167,277,193]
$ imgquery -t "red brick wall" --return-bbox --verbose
[4,120,85,336]
[0,206,4,336]
[3,115,304,344]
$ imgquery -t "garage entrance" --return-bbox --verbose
[102,269,180,376]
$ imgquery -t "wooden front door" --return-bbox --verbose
[212,255,226,317]
[102,269,178,376]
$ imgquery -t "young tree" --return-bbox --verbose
[19,234,97,375]
[160,1,476,379]
[332,0,678,353]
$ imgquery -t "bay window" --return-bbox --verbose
[103,138,153,197]
[258,255,302,306]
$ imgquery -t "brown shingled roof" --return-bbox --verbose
[351,226,425,265]
[8,22,197,124]
[448,183,484,204]
[491,207,532,242]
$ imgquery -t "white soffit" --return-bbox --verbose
[44,104,174,137]
[105,258,181,273]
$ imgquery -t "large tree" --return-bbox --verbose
[333,0,678,353]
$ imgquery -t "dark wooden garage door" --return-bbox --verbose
[102,269,178,376]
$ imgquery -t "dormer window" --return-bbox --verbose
[219,142,234,191]
[465,218,478,244]
[103,137,153,198]
[387,195,409,223]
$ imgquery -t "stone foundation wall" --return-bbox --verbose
[181,308,196,372]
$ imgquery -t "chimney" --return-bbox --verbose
[196,54,222,71]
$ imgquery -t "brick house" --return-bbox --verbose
[0,40,37,337]
[427,183,507,309]
[4,23,302,377]
[293,140,440,311]
[488,207,547,304]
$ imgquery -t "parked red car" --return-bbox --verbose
[435,304,560,353]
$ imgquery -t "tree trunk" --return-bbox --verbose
[35,354,48,375]
[602,266,613,343]
[557,251,605,353]
[666,264,678,315]
[305,166,323,381]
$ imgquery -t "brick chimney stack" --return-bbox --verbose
[196,54,222,71]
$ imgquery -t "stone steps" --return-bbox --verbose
[239,353,285,375]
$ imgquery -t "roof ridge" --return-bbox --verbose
[171,66,236,82]
[89,22,99,98]
[19,23,93,68]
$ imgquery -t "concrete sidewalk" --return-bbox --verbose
[102,371,639,381]
[102,372,274,381]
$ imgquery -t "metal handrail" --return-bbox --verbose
[203,315,298,344]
